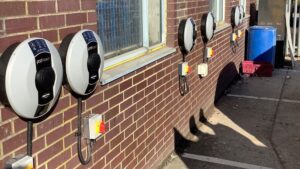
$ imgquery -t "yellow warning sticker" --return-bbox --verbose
[25,164,34,169]
[95,121,101,134]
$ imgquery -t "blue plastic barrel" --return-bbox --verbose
[247,26,277,65]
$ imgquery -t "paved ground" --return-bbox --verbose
[161,62,300,169]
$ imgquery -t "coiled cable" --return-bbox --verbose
[77,97,93,165]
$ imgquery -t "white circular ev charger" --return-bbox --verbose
[231,6,241,27]
[59,30,105,165]
[201,12,217,43]
[59,30,104,97]
[0,38,63,120]
[178,18,197,54]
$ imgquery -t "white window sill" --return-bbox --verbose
[215,23,231,33]
[214,15,250,34]
[101,47,176,85]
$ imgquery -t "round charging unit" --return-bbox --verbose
[239,5,245,24]
[201,12,216,43]
[178,18,197,54]
[60,29,104,97]
[0,38,63,120]
[231,6,241,28]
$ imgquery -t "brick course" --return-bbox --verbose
[0,0,256,168]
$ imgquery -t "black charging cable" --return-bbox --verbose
[231,29,237,54]
[76,97,93,165]
[203,43,208,63]
[27,121,33,156]
[179,54,189,96]
[179,75,189,95]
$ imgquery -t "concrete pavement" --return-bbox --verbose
[161,65,300,169]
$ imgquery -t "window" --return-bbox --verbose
[209,0,225,25]
[97,0,166,68]
[240,0,247,14]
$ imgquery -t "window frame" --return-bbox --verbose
[101,0,167,70]
[240,0,247,14]
[210,0,226,26]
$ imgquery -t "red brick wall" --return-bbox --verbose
[0,0,256,169]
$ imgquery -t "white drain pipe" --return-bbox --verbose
[286,0,296,67]
[286,0,291,56]
[298,1,300,57]
[293,0,298,49]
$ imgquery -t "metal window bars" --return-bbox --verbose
[97,0,143,59]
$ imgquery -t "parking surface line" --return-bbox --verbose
[182,153,273,169]
[227,94,300,104]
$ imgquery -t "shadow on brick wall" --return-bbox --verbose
[174,62,239,154]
